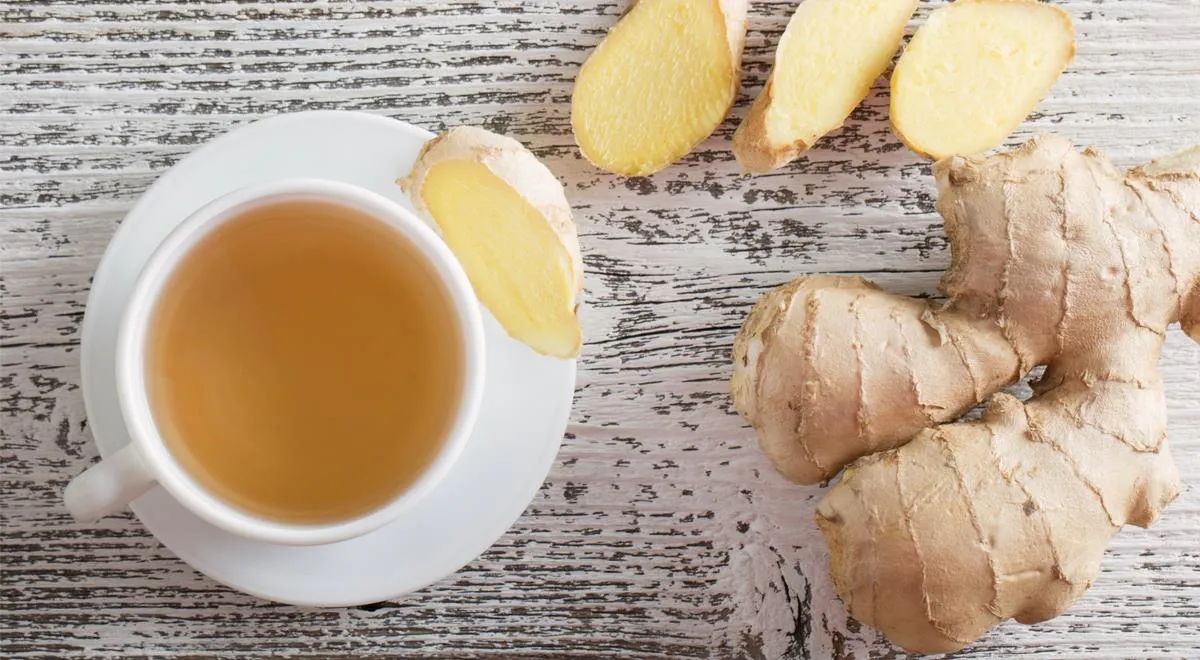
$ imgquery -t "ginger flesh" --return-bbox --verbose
[420,161,580,358]
[891,0,1075,160]
[731,135,1200,653]
[400,127,582,359]
[733,0,917,172]
[571,0,746,176]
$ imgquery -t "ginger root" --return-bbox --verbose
[891,0,1075,160]
[730,274,1018,484]
[571,0,748,176]
[733,0,918,172]
[732,135,1199,652]
[399,126,583,359]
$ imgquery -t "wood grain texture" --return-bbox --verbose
[2,1,1198,657]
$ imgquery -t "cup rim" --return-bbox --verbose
[115,178,486,546]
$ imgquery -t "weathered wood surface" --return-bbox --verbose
[2,1,1198,657]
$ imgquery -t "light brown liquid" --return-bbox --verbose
[146,200,464,524]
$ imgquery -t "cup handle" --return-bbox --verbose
[64,444,157,522]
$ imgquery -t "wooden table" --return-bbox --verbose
[3,1,1198,657]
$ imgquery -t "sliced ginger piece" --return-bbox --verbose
[733,0,918,172]
[399,127,583,359]
[891,0,1075,160]
[571,0,748,176]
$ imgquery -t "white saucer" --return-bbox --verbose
[79,111,577,606]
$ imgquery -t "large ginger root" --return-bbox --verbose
[891,0,1075,160]
[732,135,1199,652]
[571,0,748,176]
[733,0,918,172]
[399,126,583,358]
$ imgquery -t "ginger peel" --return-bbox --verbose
[399,126,583,359]
[731,135,1199,652]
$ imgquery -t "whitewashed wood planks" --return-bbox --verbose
[2,1,1198,657]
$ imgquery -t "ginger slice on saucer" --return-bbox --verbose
[399,126,582,359]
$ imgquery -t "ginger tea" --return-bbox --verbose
[145,199,463,523]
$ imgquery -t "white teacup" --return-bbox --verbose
[63,179,486,546]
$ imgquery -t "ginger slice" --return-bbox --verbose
[733,0,918,172]
[399,127,582,359]
[891,0,1075,160]
[571,0,748,176]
